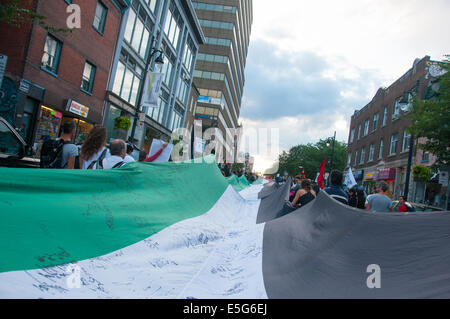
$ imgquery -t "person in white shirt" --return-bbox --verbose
[80,126,110,169]
[102,139,127,169]
[124,143,136,163]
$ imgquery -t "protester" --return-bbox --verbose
[291,179,316,208]
[60,121,78,169]
[124,143,136,163]
[348,187,358,207]
[324,170,349,205]
[102,139,127,169]
[397,195,409,212]
[80,126,109,169]
[365,181,393,212]
[356,187,366,209]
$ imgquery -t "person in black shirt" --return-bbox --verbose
[348,187,358,207]
[291,179,316,208]
[324,170,349,205]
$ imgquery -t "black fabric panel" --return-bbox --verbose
[256,178,291,224]
[262,190,450,298]
[258,182,279,199]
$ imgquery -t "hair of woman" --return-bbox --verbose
[80,126,107,161]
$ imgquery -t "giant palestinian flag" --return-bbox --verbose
[0,157,449,298]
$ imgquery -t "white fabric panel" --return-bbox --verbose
[0,185,267,299]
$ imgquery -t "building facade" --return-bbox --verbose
[346,56,433,200]
[0,0,129,148]
[191,0,253,159]
[103,0,205,154]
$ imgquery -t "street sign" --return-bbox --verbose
[439,171,449,185]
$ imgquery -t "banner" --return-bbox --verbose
[141,72,163,109]
[344,166,358,189]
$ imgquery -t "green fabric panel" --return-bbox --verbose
[252,179,264,185]
[226,175,250,192]
[0,157,228,273]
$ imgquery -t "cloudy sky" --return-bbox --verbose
[239,0,450,173]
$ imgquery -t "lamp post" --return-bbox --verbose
[128,48,165,144]
[398,81,419,201]
[326,131,336,171]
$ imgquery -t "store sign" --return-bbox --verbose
[19,79,30,93]
[0,54,7,88]
[378,168,396,180]
[66,99,89,118]
[364,173,374,181]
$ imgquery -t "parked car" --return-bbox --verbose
[391,200,444,212]
[0,116,40,168]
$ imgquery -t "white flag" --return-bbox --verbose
[141,72,163,109]
[344,167,357,189]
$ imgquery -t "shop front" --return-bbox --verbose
[378,168,396,199]
[363,172,376,194]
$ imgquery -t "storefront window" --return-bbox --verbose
[35,106,62,143]
[60,117,94,145]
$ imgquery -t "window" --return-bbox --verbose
[393,99,401,120]
[372,113,379,131]
[112,50,143,106]
[81,62,96,93]
[93,1,108,34]
[389,133,398,155]
[197,53,228,64]
[124,7,153,59]
[364,120,369,136]
[41,35,62,74]
[349,128,355,143]
[402,131,410,152]
[204,37,231,47]
[382,107,388,126]
[147,90,169,124]
[160,48,175,86]
[183,37,196,73]
[357,124,362,140]
[144,0,157,13]
[199,19,234,30]
[192,2,237,13]
[164,4,182,49]
[0,120,23,156]
[360,148,365,164]
[422,152,430,163]
[368,144,374,162]
[347,153,351,166]
[378,139,384,159]
[354,151,358,166]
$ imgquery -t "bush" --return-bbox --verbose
[114,116,132,132]
[412,164,431,182]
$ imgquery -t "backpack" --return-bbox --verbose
[87,148,108,170]
[40,139,68,168]
[406,204,416,212]
[112,161,125,169]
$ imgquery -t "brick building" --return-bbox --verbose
[345,56,433,200]
[0,0,129,148]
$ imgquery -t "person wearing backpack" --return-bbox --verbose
[40,121,78,169]
[102,139,127,169]
[80,126,110,169]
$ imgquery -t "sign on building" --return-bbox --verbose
[66,99,89,118]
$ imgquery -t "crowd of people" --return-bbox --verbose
[38,121,168,170]
[219,163,258,183]
[283,169,411,213]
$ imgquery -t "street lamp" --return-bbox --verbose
[398,81,419,201]
[326,131,336,171]
[129,48,165,144]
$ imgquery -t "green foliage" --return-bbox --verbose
[0,0,72,35]
[231,162,244,172]
[114,116,132,132]
[277,139,347,178]
[407,57,450,167]
[412,164,431,182]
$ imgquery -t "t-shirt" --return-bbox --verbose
[366,194,393,212]
[297,192,315,207]
[82,147,110,169]
[124,154,136,163]
[102,155,125,169]
[61,143,78,168]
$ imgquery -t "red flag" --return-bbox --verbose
[317,157,326,189]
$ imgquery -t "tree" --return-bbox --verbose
[277,139,347,179]
[407,57,450,167]
[0,0,72,34]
